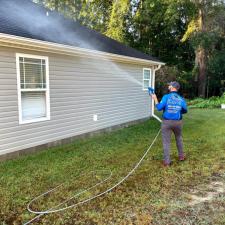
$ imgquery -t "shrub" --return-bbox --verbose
[188,93,225,108]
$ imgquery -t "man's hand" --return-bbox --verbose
[151,94,159,104]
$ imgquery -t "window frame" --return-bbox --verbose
[143,68,152,91]
[16,53,50,124]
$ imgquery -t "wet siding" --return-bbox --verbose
[0,46,153,155]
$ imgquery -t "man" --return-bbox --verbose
[151,81,188,166]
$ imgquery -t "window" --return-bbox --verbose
[16,53,50,124]
[143,68,152,90]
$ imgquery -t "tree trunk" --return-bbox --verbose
[55,0,59,11]
[196,47,207,97]
[197,6,207,98]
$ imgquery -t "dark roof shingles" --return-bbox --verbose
[0,0,161,62]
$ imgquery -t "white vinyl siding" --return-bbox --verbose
[0,46,153,156]
[16,53,50,124]
[143,68,152,90]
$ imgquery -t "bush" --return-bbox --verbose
[188,93,225,108]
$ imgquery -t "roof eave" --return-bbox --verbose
[0,33,165,66]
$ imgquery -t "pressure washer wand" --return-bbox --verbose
[148,87,155,95]
[148,87,162,123]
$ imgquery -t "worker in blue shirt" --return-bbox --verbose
[151,81,188,166]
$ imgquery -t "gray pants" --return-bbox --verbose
[161,120,184,164]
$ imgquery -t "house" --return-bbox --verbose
[0,0,164,160]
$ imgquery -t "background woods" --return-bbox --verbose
[34,0,225,98]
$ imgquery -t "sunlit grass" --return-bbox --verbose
[0,109,225,224]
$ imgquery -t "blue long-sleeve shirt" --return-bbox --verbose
[156,91,187,120]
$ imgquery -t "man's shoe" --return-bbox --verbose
[179,155,186,161]
[163,161,172,167]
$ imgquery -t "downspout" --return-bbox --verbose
[152,64,162,123]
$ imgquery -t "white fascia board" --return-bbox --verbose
[0,33,165,66]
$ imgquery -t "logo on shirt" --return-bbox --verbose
[167,94,182,114]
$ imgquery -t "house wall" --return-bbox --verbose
[0,46,153,156]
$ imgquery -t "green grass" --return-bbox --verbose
[0,109,225,225]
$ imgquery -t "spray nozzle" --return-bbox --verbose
[148,87,155,95]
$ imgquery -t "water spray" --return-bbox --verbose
[23,64,163,224]
[151,65,162,123]
[1,2,164,223]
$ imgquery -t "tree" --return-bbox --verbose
[33,0,225,98]
[182,0,225,97]
[127,0,195,70]
[105,0,131,43]
[33,0,113,33]
[78,0,113,33]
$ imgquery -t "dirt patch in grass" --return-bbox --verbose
[155,172,225,225]
[188,180,225,206]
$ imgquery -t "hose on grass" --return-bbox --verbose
[24,170,113,225]
[24,127,161,225]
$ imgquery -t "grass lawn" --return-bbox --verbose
[0,109,225,225]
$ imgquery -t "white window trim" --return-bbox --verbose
[16,53,50,124]
[143,68,152,91]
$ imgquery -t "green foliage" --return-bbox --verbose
[208,48,225,95]
[155,66,197,98]
[181,18,199,42]
[188,93,225,108]
[190,31,220,50]
[128,0,195,70]
[78,0,113,33]
[33,0,225,98]
[33,0,113,33]
[182,0,225,97]
[155,66,180,96]
[105,0,130,42]
[182,0,225,43]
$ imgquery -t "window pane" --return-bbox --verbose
[20,58,46,89]
[144,70,150,80]
[20,63,25,88]
[24,63,42,88]
[41,59,46,65]
[23,57,42,64]
[42,65,46,88]
[144,80,149,89]
[21,91,46,120]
